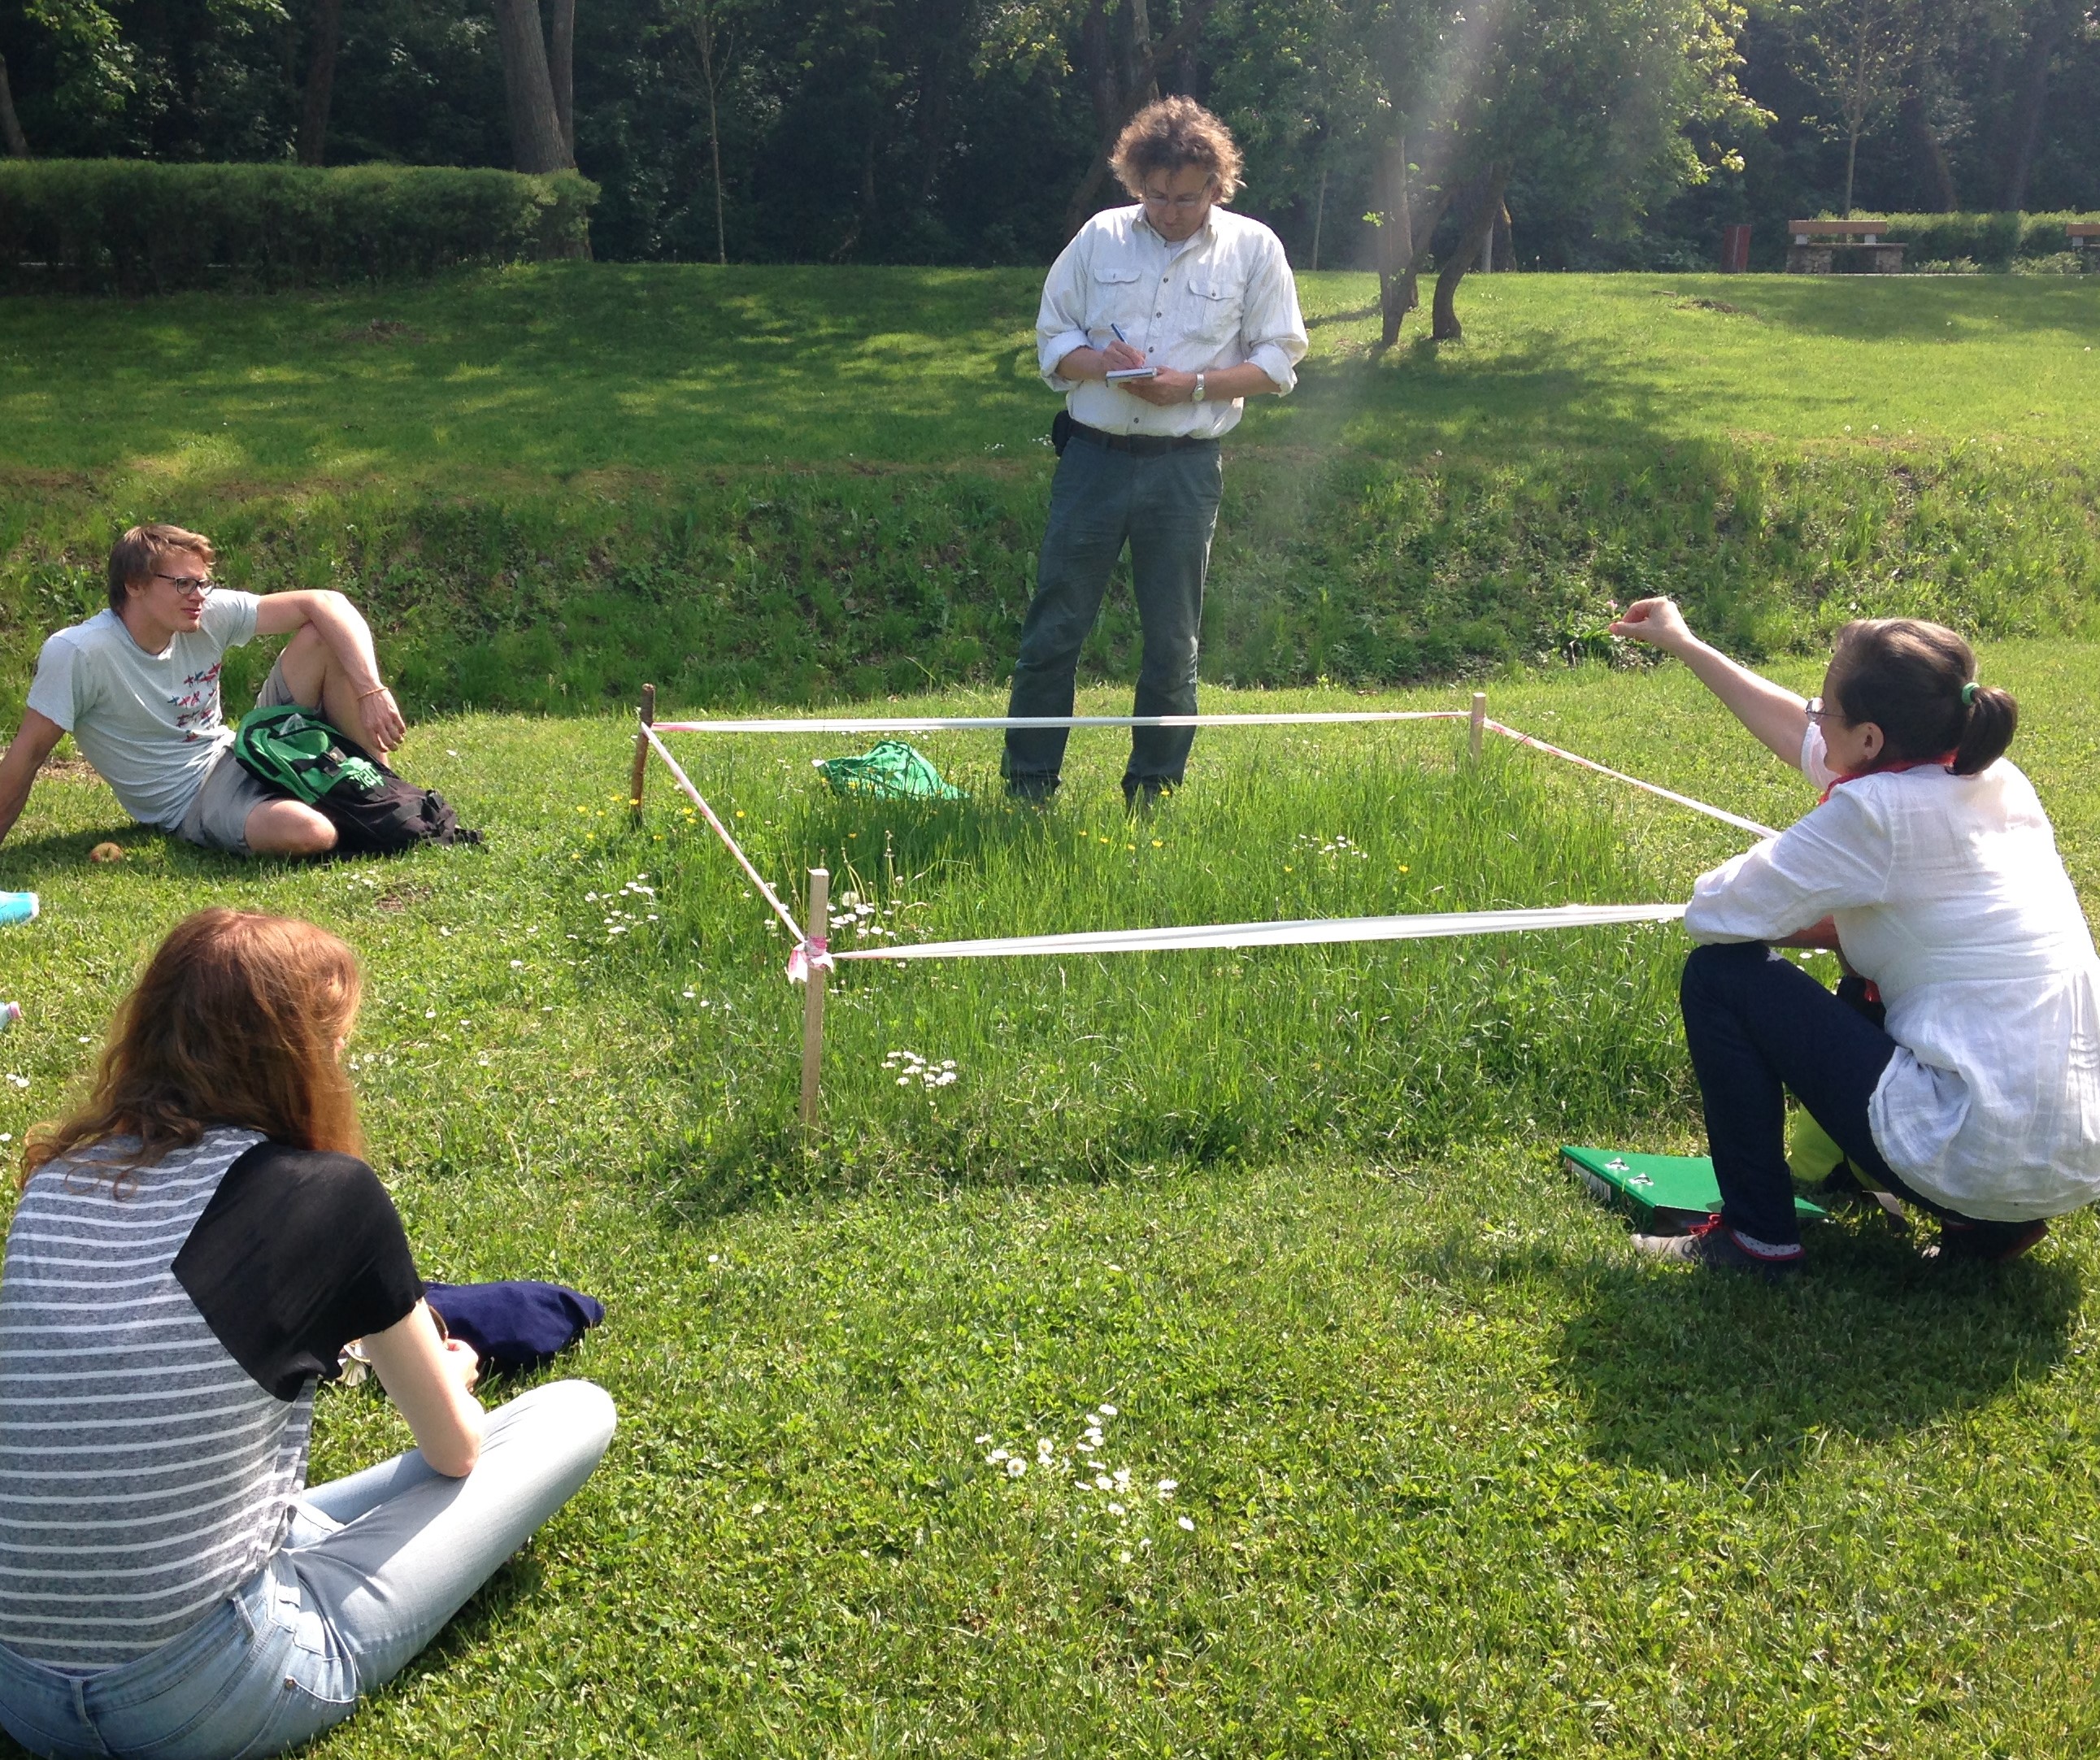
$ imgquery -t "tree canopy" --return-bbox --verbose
[0,0,2093,280]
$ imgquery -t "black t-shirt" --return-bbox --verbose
[171,1142,425,1401]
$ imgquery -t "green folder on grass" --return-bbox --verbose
[1562,1144,1827,1231]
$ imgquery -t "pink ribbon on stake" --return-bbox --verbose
[787,934,833,986]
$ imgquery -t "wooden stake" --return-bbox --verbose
[627,683,656,819]
[800,867,830,1135]
[1469,691,1486,762]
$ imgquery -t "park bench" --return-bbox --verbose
[2071,224,2100,253]
[1786,220,1905,276]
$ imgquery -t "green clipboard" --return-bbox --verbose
[1563,1144,1827,1232]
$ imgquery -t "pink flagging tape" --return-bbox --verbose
[641,723,805,943]
[654,711,1470,735]
[1483,721,1780,840]
[832,901,1687,964]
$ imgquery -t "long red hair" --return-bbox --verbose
[21,910,364,1191]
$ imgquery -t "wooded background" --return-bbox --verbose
[0,0,2092,276]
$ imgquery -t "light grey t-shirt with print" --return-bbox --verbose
[25,592,262,830]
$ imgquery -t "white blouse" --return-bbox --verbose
[1683,725,2100,1221]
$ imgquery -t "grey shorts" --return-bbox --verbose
[176,658,298,855]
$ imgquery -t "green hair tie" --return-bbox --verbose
[1961,681,1979,706]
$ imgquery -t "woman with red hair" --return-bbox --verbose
[0,910,615,1758]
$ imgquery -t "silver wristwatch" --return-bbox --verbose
[1191,371,1207,405]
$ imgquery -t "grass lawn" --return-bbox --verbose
[0,268,2094,487]
[4,267,2098,717]
[2,644,2100,1754]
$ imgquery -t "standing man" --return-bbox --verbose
[1005,96,1307,806]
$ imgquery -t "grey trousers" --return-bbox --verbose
[1003,432,1224,793]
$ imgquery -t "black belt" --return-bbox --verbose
[1067,420,1219,457]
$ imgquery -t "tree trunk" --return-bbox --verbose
[1124,0,1158,106]
[0,54,28,159]
[2001,0,2072,212]
[296,0,343,167]
[1431,163,1509,343]
[1901,41,1955,211]
[1375,137,1412,346]
[1060,0,1217,237]
[549,0,576,162]
[491,0,572,172]
[695,4,728,264]
[1841,124,1859,219]
[1309,166,1327,271]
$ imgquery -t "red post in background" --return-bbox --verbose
[1720,224,1751,273]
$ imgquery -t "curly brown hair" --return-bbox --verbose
[1111,97,1243,203]
[21,910,365,1194]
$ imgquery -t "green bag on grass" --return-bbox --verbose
[813,740,965,802]
[233,705,385,805]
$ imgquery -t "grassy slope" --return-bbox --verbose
[3,648,2100,1754]
[2,270,2097,715]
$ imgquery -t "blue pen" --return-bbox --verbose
[1110,323,1131,346]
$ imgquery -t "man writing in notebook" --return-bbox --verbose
[1004,97,1307,806]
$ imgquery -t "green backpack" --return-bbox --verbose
[233,705,386,805]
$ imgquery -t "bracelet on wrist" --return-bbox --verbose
[357,684,392,701]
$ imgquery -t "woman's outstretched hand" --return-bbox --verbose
[1609,597,1695,654]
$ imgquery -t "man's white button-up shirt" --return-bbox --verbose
[1037,202,1309,438]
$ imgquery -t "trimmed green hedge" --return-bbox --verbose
[1824,211,2099,268]
[0,162,598,293]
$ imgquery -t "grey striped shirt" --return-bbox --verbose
[0,1128,315,1672]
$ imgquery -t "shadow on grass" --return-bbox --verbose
[1554,1214,2080,1481]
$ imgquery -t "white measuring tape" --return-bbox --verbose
[641,705,1776,976]
[655,710,1469,735]
[831,901,1688,964]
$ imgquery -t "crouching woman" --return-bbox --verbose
[1611,599,2100,1274]
[0,910,615,1759]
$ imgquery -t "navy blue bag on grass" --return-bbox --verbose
[423,1280,605,1375]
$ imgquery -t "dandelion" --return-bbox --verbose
[1177,1515,1195,1531]
[1006,1458,1027,1478]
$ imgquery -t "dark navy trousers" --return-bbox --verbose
[1680,941,2027,1249]
[1003,432,1223,794]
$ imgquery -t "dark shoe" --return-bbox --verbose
[1925,1217,2049,1266]
[1122,776,1176,814]
[1632,1215,1804,1281]
[1005,772,1060,803]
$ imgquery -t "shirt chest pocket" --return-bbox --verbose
[1089,266,1146,337]
[1180,276,1243,348]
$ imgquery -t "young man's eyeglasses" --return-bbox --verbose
[1805,697,1836,725]
[152,571,214,600]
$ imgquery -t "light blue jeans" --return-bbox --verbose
[0,1380,615,1760]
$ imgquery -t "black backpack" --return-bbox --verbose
[233,706,481,855]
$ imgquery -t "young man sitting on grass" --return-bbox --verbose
[0,523,406,858]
